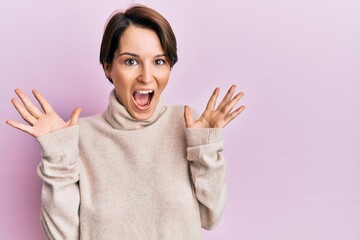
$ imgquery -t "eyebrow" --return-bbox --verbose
[118,52,139,58]
[118,52,166,58]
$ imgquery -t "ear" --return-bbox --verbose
[104,62,112,79]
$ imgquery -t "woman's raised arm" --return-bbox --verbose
[184,85,245,229]
[7,89,82,239]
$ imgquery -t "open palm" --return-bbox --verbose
[6,89,81,138]
[184,85,245,129]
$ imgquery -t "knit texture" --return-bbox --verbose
[36,90,227,240]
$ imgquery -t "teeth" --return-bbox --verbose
[135,90,154,94]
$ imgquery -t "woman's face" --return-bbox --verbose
[105,25,171,120]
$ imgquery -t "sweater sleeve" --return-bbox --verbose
[185,128,227,230]
[36,125,80,240]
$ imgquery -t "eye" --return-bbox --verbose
[124,58,138,66]
[155,59,166,65]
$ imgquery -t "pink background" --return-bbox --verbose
[1,0,360,239]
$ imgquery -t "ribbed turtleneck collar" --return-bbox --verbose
[103,89,167,130]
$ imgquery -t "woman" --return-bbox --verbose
[6,5,245,240]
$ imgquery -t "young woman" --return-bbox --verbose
[7,5,245,240]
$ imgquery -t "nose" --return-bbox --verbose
[137,63,154,84]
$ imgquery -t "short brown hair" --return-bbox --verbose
[99,5,178,83]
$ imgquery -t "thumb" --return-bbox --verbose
[184,105,194,128]
[69,107,82,126]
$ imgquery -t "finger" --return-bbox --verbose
[6,119,35,137]
[68,107,82,126]
[205,88,220,110]
[184,105,194,128]
[216,85,236,111]
[32,89,54,113]
[14,89,43,118]
[220,92,244,115]
[11,98,37,125]
[222,105,246,127]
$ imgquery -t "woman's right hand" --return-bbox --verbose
[6,89,81,138]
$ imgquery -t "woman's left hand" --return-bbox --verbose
[184,85,245,128]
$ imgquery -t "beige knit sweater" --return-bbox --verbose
[36,90,227,240]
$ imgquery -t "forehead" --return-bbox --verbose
[119,25,164,54]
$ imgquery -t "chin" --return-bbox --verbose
[131,110,154,120]
[130,101,157,120]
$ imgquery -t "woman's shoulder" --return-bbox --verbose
[165,105,185,121]
[165,105,200,121]
[166,105,183,114]
[77,113,108,131]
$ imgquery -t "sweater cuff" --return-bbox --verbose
[36,125,79,158]
[185,128,222,147]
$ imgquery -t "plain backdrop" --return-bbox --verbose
[1,0,360,239]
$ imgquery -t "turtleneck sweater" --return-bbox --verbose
[36,90,227,240]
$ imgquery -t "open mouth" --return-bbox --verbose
[132,89,154,110]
